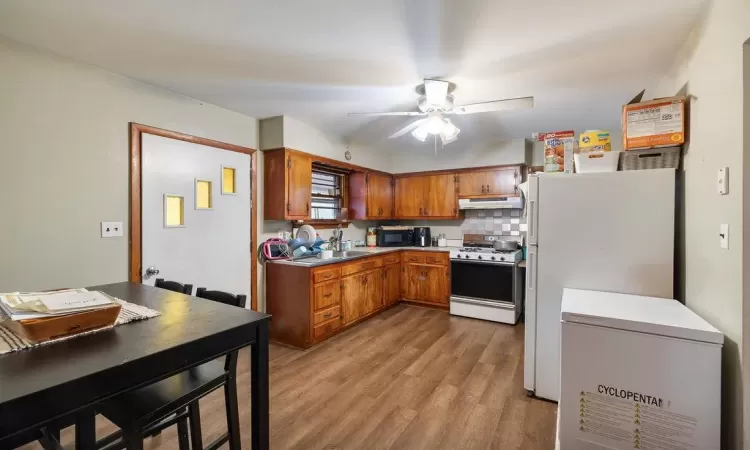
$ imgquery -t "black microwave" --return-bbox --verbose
[376,228,414,247]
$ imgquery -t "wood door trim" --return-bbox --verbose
[129,122,259,311]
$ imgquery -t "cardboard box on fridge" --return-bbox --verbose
[622,90,686,150]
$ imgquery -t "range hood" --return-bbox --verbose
[458,196,523,210]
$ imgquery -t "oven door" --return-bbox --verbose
[450,259,516,304]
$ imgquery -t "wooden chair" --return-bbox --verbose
[154,278,193,295]
[96,288,246,450]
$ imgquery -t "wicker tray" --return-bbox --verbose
[620,147,681,171]
[4,303,122,343]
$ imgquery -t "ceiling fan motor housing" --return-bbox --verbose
[418,94,455,112]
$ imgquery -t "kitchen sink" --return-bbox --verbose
[331,250,371,258]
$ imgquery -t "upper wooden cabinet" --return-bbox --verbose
[394,173,458,219]
[457,166,522,198]
[349,172,394,220]
[264,149,312,220]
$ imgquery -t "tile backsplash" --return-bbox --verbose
[462,209,527,236]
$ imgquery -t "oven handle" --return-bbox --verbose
[450,259,517,266]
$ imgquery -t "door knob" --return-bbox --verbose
[144,266,160,277]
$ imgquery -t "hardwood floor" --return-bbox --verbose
[20,305,557,449]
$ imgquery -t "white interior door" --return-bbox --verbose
[141,134,251,299]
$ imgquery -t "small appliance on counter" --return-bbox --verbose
[413,227,431,247]
[449,234,523,325]
[376,226,413,247]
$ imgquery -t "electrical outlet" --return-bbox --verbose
[101,221,124,238]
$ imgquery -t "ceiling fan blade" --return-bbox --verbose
[348,111,426,116]
[450,96,534,115]
[389,118,427,139]
[424,79,450,108]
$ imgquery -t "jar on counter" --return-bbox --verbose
[366,227,377,247]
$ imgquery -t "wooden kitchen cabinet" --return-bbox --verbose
[349,172,394,219]
[382,263,400,306]
[402,263,449,305]
[263,149,312,220]
[401,251,450,306]
[342,268,382,325]
[266,250,449,349]
[394,173,458,219]
[457,166,522,198]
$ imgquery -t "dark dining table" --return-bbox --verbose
[0,282,270,449]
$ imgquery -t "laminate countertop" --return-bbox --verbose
[267,246,457,268]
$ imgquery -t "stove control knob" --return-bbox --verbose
[491,256,496,261]
[478,255,483,260]
[500,256,506,262]
[464,254,470,259]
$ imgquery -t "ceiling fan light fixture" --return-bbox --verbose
[411,125,429,142]
[426,114,444,135]
[442,119,460,140]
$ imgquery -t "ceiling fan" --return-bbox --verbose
[348,79,534,146]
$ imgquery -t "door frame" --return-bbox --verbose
[128,122,259,310]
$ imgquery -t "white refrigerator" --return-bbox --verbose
[524,169,675,401]
[558,288,722,450]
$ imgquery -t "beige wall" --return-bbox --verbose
[386,138,527,174]
[0,37,259,292]
[654,2,749,447]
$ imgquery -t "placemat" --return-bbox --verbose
[0,298,160,355]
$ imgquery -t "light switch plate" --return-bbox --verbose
[718,167,728,195]
[720,224,729,249]
[101,221,124,238]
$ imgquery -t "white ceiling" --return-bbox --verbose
[0,0,706,150]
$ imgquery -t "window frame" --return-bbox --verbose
[302,165,350,228]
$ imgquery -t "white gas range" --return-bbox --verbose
[449,234,524,325]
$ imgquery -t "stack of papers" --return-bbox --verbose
[0,288,117,321]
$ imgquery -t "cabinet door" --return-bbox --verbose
[341,274,366,325]
[383,263,400,306]
[394,177,422,217]
[486,166,521,196]
[365,269,383,313]
[422,265,449,304]
[286,152,312,218]
[367,173,393,218]
[457,171,487,197]
[402,264,425,301]
[425,174,458,218]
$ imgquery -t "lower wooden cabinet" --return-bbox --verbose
[267,250,449,348]
[341,268,382,325]
[382,263,400,306]
[401,251,450,306]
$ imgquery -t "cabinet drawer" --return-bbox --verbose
[341,257,382,276]
[381,253,401,265]
[314,317,341,339]
[313,280,341,310]
[314,305,341,325]
[401,252,426,264]
[313,266,341,284]
[425,252,449,266]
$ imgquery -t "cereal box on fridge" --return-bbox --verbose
[542,130,576,173]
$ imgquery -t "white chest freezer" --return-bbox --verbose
[558,289,723,450]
